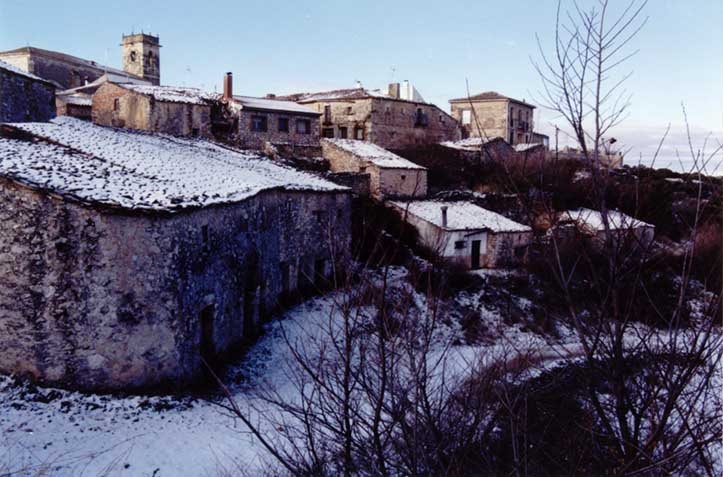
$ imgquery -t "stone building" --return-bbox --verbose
[0,59,55,122]
[449,91,537,145]
[389,200,532,269]
[280,81,460,150]
[0,33,156,90]
[0,117,351,391]
[557,208,654,248]
[215,73,321,150]
[92,82,215,138]
[56,71,152,120]
[322,138,427,200]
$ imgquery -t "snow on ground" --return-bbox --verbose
[0,266,564,476]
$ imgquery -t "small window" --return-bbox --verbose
[346,106,353,115]
[354,127,364,140]
[113,98,120,111]
[322,128,335,138]
[359,166,367,173]
[339,126,348,139]
[278,117,289,132]
[400,174,406,180]
[251,115,268,132]
[191,128,200,137]
[462,110,471,125]
[296,118,311,135]
[454,240,466,250]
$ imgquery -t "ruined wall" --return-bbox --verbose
[0,178,351,391]
[236,109,320,149]
[0,68,55,122]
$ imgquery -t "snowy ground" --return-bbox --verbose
[2,266,713,476]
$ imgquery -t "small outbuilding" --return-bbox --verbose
[558,208,655,248]
[389,200,532,269]
[0,117,351,391]
[322,138,427,199]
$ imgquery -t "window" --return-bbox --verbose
[278,117,289,132]
[454,240,466,249]
[346,106,353,115]
[339,127,348,139]
[354,127,364,140]
[359,166,367,173]
[323,105,332,124]
[251,115,268,132]
[462,109,471,125]
[322,128,335,138]
[400,174,406,180]
[113,98,120,111]
[296,118,311,134]
[191,128,200,137]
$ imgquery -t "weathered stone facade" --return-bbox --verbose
[284,87,460,149]
[322,139,427,200]
[233,105,320,149]
[0,61,55,122]
[0,179,350,391]
[449,92,535,145]
[92,83,213,138]
[121,34,161,86]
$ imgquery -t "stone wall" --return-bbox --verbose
[92,83,212,138]
[325,172,371,197]
[0,178,351,391]
[0,50,109,90]
[482,230,533,268]
[235,109,320,149]
[450,99,534,145]
[307,98,460,149]
[0,67,55,122]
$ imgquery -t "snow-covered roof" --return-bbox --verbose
[390,200,531,232]
[324,139,425,170]
[561,208,653,232]
[514,143,544,152]
[120,84,219,105]
[231,96,319,115]
[57,93,92,107]
[0,59,49,83]
[57,72,153,96]
[439,136,505,151]
[0,117,346,212]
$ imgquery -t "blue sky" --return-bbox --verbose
[1,0,721,171]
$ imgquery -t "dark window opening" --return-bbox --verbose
[346,106,353,115]
[400,174,406,180]
[251,115,268,132]
[414,108,428,127]
[191,128,200,137]
[113,98,120,111]
[296,119,311,135]
[278,117,289,132]
[322,128,335,138]
[514,246,527,259]
[454,240,466,250]
[338,127,348,139]
[354,127,364,140]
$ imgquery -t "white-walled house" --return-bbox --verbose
[322,138,427,200]
[389,200,533,269]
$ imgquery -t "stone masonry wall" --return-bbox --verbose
[0,68,55,122]
[0,178,351,391]
[236,109,320,149]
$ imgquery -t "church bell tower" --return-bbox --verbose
[121,33,161,85]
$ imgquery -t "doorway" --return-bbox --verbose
[471,240,481,270]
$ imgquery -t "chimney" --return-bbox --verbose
[223,72,233,101]
[402,79,410,100]
[388,82,400,99]
[441,206,448,228]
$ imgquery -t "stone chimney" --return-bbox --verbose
[223,72,233,101]
[441,206,448,228]
[388,82,400,99]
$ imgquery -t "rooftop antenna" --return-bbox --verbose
[390,66,396,81]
